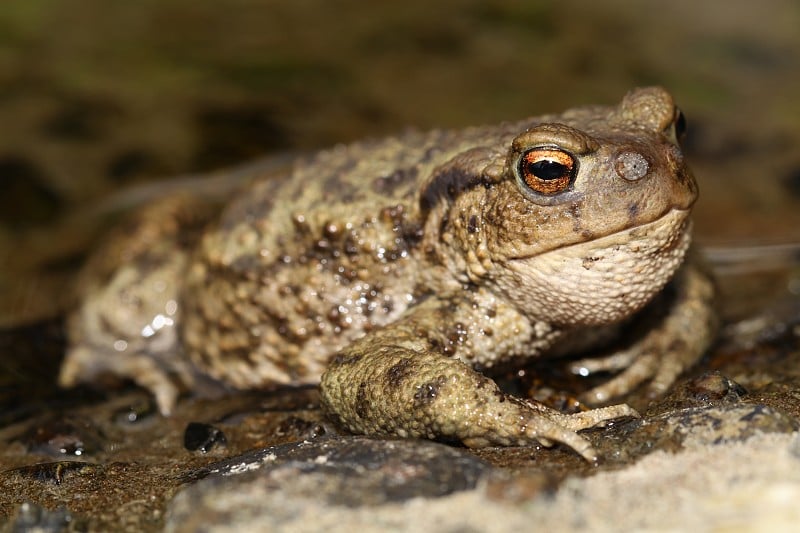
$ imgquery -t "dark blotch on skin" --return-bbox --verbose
[385,358,415,388]
[372,167,418,194]
[739,404,772,423]
[443,322,468,355]
[323,170,361,202]
[568,202,586,235]
[413,376,447,406]
[475,375,492,389]
[355,381,370,418]
[400,220,425,245]
[467,214,479,234]
[229,253,264,276]
[666,338,689,354]
[218,178,281,232]
[581,256,599,270]
[331,352,363,366]
[437,213,450,242]
[419,149,493,214]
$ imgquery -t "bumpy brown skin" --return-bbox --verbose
[60,87,717,461]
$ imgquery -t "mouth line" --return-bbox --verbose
[509,207,692,261]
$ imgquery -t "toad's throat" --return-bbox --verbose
[503,208,692,327]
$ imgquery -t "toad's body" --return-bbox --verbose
[61,87,716,460]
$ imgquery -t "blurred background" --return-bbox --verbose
[0,0,799,326]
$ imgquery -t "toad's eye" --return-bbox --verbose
[516,148,576,196]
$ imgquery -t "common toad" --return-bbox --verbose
[60,87,716,460]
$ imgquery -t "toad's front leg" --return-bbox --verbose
[319,300,638,461]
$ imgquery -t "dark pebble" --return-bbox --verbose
[183,422,227,453]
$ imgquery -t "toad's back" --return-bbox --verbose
[181,122,522,387]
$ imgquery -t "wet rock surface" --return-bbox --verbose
[179,436,491,499]
[166,439,491,530]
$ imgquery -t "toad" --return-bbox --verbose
[60,87,716,460]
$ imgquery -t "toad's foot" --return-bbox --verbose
[58,346,190,415]
[321,345,639,462]
[571,261,717,404]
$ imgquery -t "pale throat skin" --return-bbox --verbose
[60,87,717,461]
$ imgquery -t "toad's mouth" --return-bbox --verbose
[502,208,693,326]
[564,207,692,258]
[506,207,693,262]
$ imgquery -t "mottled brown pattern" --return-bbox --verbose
[385,358,415,388]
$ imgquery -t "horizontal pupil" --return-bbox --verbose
[528,160,567,181]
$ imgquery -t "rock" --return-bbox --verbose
[167,436,493,529]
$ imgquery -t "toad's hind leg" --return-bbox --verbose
[320,342,638,461]
[60,194,220,416]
